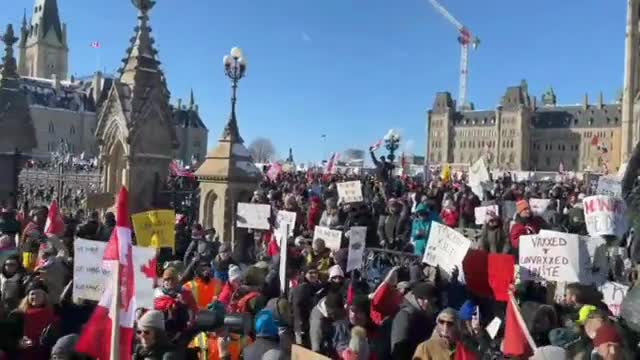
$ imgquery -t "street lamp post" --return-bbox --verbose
[223,47,247,128]
[53,139,70,204]
[383,129,401,164]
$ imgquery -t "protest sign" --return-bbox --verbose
[474,205,499,225]
[313,226,342,251]
[597,176,622,198]
[346,227,367,272]
[236,203,271,230]
[519,230,580,282]
[583,196,628,238]
[529,199,551,216]
[599,282,629,316]
[469,158,491,198]
[578,236,608,286]
[337,181,363,203]
[278,223,290,295]
[291,345,331,360]
[423,223,471,279]
[73,238,156,308]
[486,317,502,340]
[276,211,297,242]
[131,210,176,250]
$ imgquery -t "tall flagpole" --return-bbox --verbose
[109,260,122,360]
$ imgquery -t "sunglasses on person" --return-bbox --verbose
[136,329,151,335]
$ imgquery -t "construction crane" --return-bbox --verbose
[427,0,480,110]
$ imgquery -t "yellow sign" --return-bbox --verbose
[440,164,451,183]
[131,210,176,250]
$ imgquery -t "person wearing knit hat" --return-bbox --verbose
[228,264,243,285]
[50,334,79,358]
[509,199,544,257]
[593,324,623,359]
[133,310,182,358]
[413,308,478,360]
[458,300,477,322]
[529,346,567,360]
[328,264,344,282]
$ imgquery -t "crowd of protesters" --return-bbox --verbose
[0,154,639,359]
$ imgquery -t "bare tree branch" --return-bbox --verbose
[248,137,276,163]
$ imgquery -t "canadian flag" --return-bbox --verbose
[370,139,383,151]
[76,187,136,360]
[44,199,65,237]
[324,152,339,174]
[90,41,101,48]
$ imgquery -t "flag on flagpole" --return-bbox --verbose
[76,187,136,360]
[44,199,64,237]
[90,41,101,48]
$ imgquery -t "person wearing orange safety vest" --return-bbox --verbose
[183,261,222,310]
[189,331,251,360]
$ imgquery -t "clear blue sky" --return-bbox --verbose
[2,0,625,163]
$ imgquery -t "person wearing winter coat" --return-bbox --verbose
[1,254,27,313]
[439,200,459,228]
[479,213,511,254]
[242,310,281,360]
[319,199,341,229]
[11,280,60,360]
[390,282,439,359]
[377,199,410,250]
[509,200,545,259]
[411,204,441,257]
[458,187,481,229]
[133,310,184,360]
[290,268,323,347]
[307,196,323,232]
[412,308,478,360]
[309,292,346,356]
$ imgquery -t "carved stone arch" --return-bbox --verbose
[202,190,217,230]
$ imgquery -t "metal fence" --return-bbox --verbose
[17,169,101,210]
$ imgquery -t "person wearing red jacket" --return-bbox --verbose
[440,200,459,228]
[509,200,546,260]
[307,196,322,231]
[153,267,198,337]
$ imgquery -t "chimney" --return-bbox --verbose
[92,71,103,104]
[583,93,589,109]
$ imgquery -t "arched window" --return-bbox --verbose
[48,121,54,134]
[70,125,76,135]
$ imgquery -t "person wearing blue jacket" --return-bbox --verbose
[411,204,441,257]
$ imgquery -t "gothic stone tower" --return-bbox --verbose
[0,25,37,203]
[95,0,177,213]
[622,0,640,161]
[18,0,69,80]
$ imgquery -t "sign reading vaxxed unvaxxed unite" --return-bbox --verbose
[73,238,156,309]
[422,222,471,278]
[519,230,580,282]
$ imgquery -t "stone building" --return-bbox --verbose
[427,81,623,172]
[0,0,207,164]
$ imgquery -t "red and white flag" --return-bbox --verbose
[44,199,64,237]
[90,41,101,48]
[503,294,535,357]
[76,187,136,360]
[267,163,282,182]
[324,152,339,175]
[370,139,383,151]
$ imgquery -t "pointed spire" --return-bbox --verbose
[1,24,19,80]
[598,91,604,108]
[22,9,27,29]
[189,88,195,110]
[33,0,64,43]
[583,92,589,109]
[119,0,162,86]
